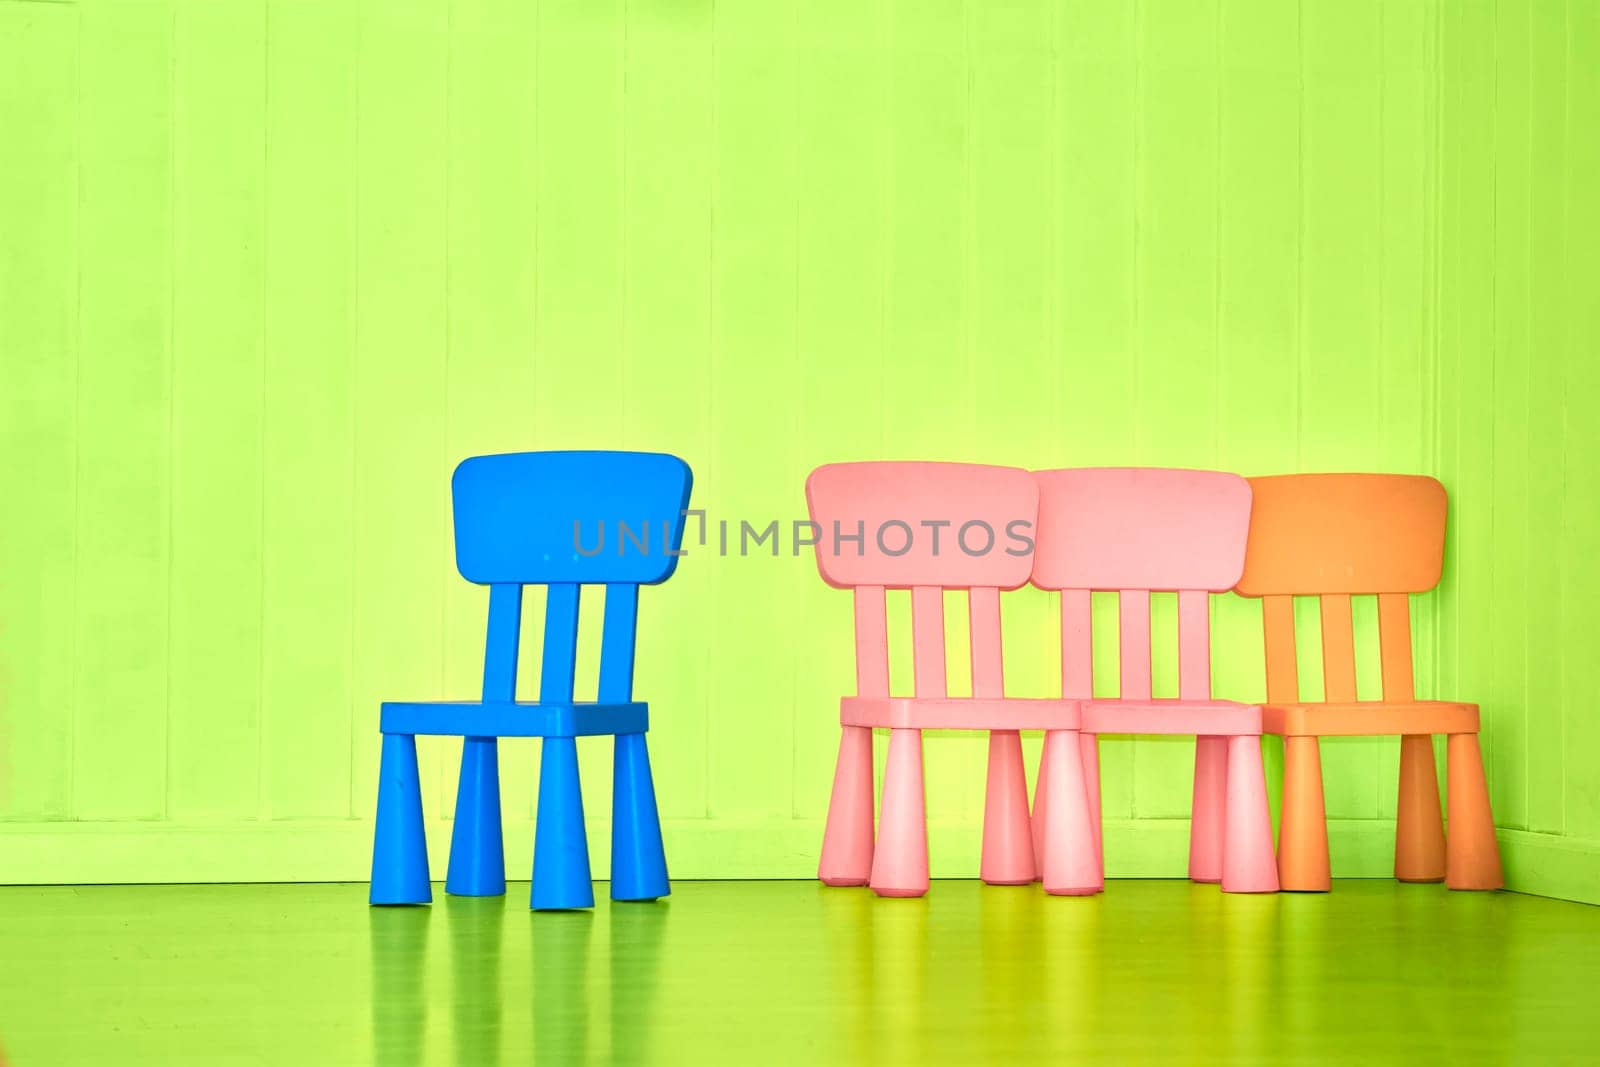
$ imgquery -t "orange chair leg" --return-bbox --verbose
[1445,733,1504,891]
[1395,733,1446,883]
[1279,736,1331,891]
[819,726,874,886]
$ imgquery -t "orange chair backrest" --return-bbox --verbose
[1236,474,1447,597]
[1234,473,1448,706]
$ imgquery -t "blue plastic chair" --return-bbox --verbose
[369,450,693,910]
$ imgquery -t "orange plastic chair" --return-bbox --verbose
[1234,474,1503,891]
[807,461,1100,899]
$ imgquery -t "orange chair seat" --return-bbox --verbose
[1261,700,1478,737]
[841,696,1081,732]
[1082,699,1261,736]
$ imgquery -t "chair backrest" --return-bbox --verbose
[1030,468,1252,701]
[451,450,694,704]
[805,462,1037,700]
[1233,473,1447,704]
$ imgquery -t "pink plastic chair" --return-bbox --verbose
[807,461,1100,898]
[1030,468,1279,893]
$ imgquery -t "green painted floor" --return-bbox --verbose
[1,881,1597,1065]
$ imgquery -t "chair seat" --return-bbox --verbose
[1261,700,1478,737]
[381,700,647,738]
[841,696,1081,732]
[1082,698,1261,736]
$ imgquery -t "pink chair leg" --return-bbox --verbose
[1189,735,1227,883]
[1220,734,1280,893]
[1039,729,1102,896]
[1031,743,1050,883]
[981,730,1037,885]
[1081,733,1102,870]
[819,725,875,887]
[870,728,929,898]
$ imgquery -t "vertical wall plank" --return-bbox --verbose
[1373,0,1433,818]
[1215,0,1300,814]
[1058,0,1139,825]
[0,2,78,819]
[1561,0,1600,842]
[877,0,969,818]
[793,0,888,834]
[532,0,628,818]
[1488,0,1532,830]
[168,0,266,819]
[261,0,358,818]
[74,0,173,819]
[351,0,450,818]
[1300,0,1386,822]
[1133,0,1219,819]
[1523,0,1568,836]
[711,0,799,822]
[625,0,716,825]
[1447,0,1499,818]
[443,0,541,826]
[971,0,1054,819]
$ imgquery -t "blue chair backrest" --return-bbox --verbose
[452,450,694,585]
[450,451,693,705]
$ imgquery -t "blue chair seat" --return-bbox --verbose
[380,700,648,738]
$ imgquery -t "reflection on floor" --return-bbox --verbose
[1,880,1597,1064]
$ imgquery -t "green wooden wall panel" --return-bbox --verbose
[74,0,173,820]
[169,0,266,819]
[0,0,78,821]
[1558,0,1600,843]
[1,0,1596,898]
[1522,0,1567,838]
[712,2,802,822]
[351,0,451,822]
[260,0,358,819]
[442,0,541,827]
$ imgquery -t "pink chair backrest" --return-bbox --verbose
[805,462,1038,591]
[805,462,1038,700]
[1030,468,1252,701]
[1030,467,1252,593]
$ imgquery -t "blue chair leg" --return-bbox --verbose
[371,733,432,905]
[446,736,506,896]
[532,736,594,910]
[611,732,669,902]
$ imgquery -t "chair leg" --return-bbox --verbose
[981,730,1037,885]
[1279,736,1331,891]
[1189,735,1228,884]
[532,736,595,910]
[611,732,670,902]
[446,737,506,897]
[1031,742,1050,883]
[1395,733,1446,883]
[1446,733,1504,890]
[1040,729,1102,896]
[819,725,875,887]
[1081,733,1102,871]
[870,728,929,898]
[371,733,432,905]
[1221,735,1280,893]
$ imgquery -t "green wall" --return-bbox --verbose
[1434,0,1600,903]
[1,0,1594,900]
